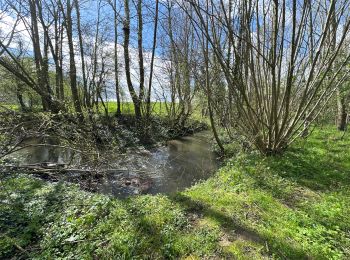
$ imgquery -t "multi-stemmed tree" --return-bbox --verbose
[184,0,350,154]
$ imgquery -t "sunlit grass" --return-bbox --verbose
[1,126,349,259]
[104,101,168,115]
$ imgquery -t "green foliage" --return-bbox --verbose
[186,126,350,259]
[1,126,349,259]
[0,175,220,259]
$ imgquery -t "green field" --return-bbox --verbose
[107,102,162,115]
[2,101,193,118]
[1,126,349,259]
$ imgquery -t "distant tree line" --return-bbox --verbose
[0,0,350,154]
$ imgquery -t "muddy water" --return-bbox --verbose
[5,131,218,198]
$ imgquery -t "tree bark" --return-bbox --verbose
[137,0,145,105]
[75,0,89,108]
[61,0,83,118]
[204,0,224,154]
[113,0,121,116]
[146,0,159,117]
[337,89,347,131]
[123,0,142,120]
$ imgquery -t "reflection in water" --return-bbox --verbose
[6,137,79,165]
[152,133,217,194]
[6,131,218,198]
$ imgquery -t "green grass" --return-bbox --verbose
[99,102,170,116]
[1,126,349,259]
[1,102,159,115]
[2,101,207,123]
[1,104,19,110]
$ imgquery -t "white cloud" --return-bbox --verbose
[0,9,170,102]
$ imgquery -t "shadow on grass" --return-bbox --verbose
[3,127,349,259]
[234,130,350,199]
[0,174,321,259]
[0,175,67,258]
[170,193,311,259]
[262,145,350,192]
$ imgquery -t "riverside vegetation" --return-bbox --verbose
[1,0,350,259]
[1,123,349,259]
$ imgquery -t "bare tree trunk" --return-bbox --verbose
[91,1,101,113]
[166,1,177,122]
[96,61,108,117]
[16,81,27,112]
[53,10,64,101]
[58,15,65,101]
[204,0,224,154]
[75,0,89,108]
[337,89,347,131]
[123,0,142,120]
[60,0,83,118]
[331,1,348,131]
[137,0,145,108]
[112,0,121,116]
[30,0,45,111]
[29,0,59,113]
[184,0,350,155]
[146,0,159,117]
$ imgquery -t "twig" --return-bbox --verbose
[0,143,96,159]
[0,165,151,175]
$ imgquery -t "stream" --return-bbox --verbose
[4,131,219,198]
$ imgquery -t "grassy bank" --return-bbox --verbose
[1,126,349,259]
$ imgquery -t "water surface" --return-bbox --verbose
[5,131,218,198]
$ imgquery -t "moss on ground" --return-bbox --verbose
[1,126,349,259]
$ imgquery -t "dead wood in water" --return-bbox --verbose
[1,164,149,175]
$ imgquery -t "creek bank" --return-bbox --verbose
[1,127,349,259]
[0,111,216,198]
[2,131,219,198]
[0,110,208,155]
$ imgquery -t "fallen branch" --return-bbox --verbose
[0,165,149,175]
